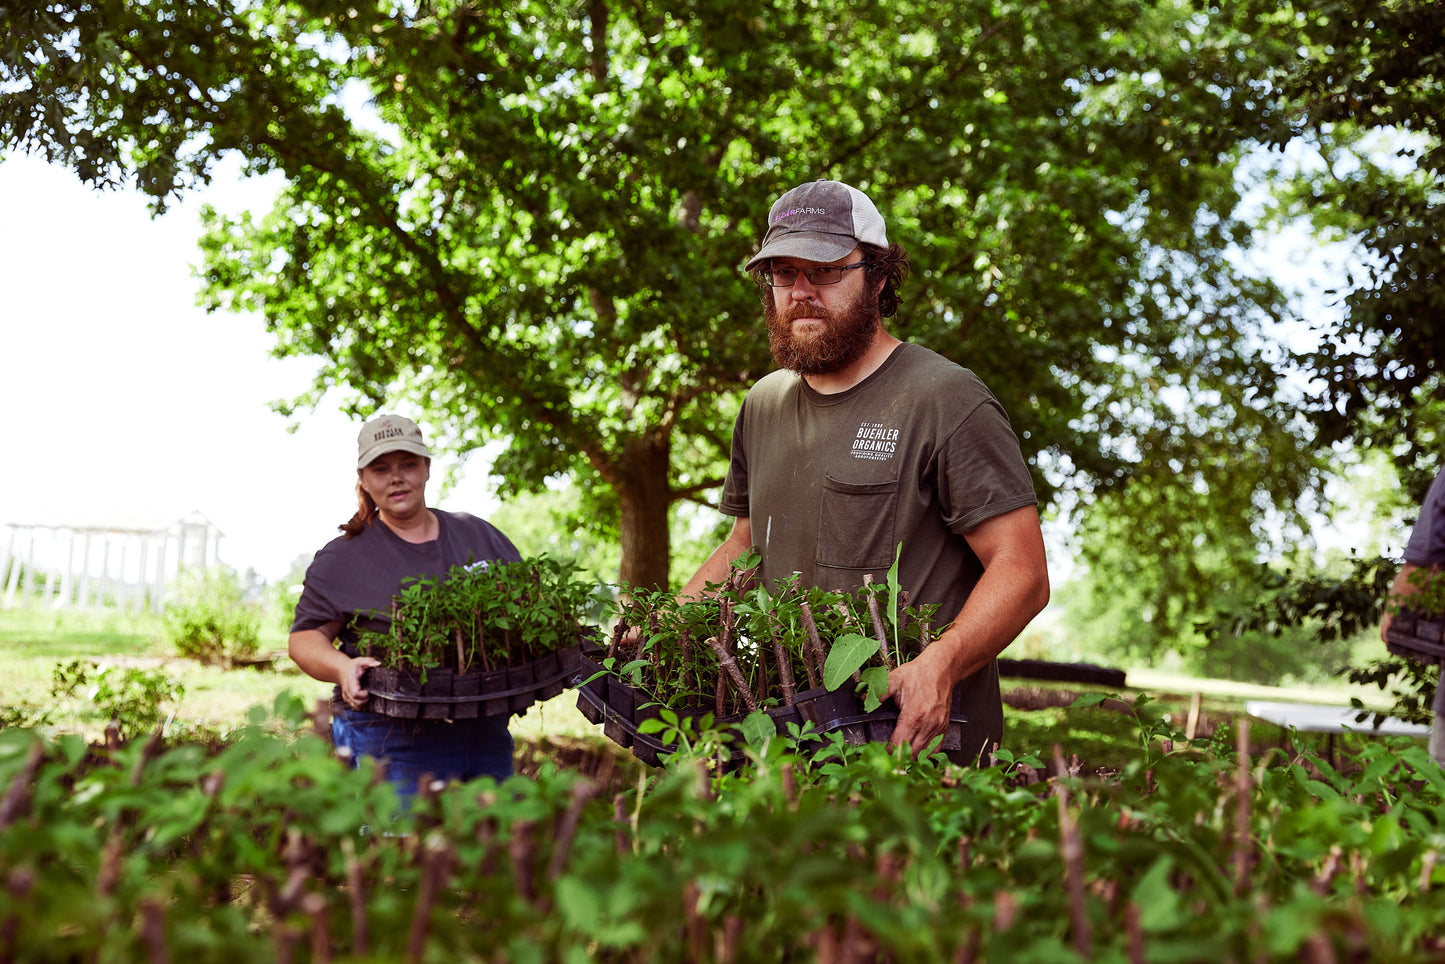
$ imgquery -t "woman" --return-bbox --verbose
[289,413,522,799]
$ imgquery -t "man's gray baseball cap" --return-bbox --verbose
[744,179,889,271]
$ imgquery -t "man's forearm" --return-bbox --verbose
[922,553,1050,686]
[679,519,754,601]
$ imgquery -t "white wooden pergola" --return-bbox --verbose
[0,511,223,613]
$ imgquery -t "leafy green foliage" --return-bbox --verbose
[1070,691,1182,769]
[1202,552,1438,722]
[0,694,1441,961]
[162,566,261,666]
[0,703,53,731]
[1346,657,1440,728]
[1258,0,1445,472]
[354,555,604,672]
[1394,565,1445,619]
[50,659,185,740]
[636,707,742,765]
[1204,554,1395,647]
[1064,525,1382,684]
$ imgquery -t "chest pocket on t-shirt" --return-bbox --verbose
[816,475,899,572]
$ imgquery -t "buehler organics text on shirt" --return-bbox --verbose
[852,421,900,461]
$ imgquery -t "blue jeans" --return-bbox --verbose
[331,707,515,801]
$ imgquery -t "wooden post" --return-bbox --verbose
[1,527,22,608]
[101,538,112,606]
[138,535,151,612]
[42,527,60,608]
[151,534,167,613]
[20,537,35,603]
[1185,691,1203,741]
[0,526,13,602]
[119,538,135,612]
[56,529,75,610]
[78,532,93,609]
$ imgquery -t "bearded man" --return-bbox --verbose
[680,179,1050,763]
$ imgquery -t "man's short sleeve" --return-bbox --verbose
[935,395,1039,535]
[718,406,752,518]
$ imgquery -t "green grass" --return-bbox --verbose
[0,606,308,739]
[1,606,164,659]
[0,606,610,745]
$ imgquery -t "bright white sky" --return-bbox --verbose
[0,152,501,582]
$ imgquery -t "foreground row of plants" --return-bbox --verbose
[0,693,1442,963]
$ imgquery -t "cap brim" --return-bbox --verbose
[743,232,859,271]
[357,440,432,469]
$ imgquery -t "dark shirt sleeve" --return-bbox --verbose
[718,406,751,518]
[290,540,350,634]
[1404,466,1445,566]
[935,394,1039,535]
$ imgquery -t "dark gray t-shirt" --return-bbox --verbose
[291,509,522,657]
[1404,465,1445,566]
[719,342,1038,747]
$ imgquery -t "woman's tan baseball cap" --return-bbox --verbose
[357,414,431,468]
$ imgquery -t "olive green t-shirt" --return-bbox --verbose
[719,342,1038,751]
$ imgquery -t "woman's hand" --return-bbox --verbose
[289,624,382,711]
[339,655,382,710]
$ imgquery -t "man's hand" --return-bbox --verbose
[879,504,1050,759]
[883,654,954,758]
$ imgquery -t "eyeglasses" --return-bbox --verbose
[759,261,868,287]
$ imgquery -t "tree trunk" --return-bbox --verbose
[616,432,673,591]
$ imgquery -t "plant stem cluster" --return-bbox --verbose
[609,552,940,716]
[354,555,603,673]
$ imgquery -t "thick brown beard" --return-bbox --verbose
[764,289,881,375]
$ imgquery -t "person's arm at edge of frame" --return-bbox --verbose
[289,621,382,711]
[884,504,1051,759]
[677,516,755,602]
[1380,562,1432,643]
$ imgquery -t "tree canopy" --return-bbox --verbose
[1261,0,1445,501]
[4,0,1437,604]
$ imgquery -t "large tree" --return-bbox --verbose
[1207,0,1444,712]
[4,0,1324,592]
[1261,0,1445,501]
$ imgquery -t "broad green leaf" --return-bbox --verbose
[554,876,602,931]
[824,633,879,691]
[738,709,777,747]
[886,543,902,648]
[860,666,890,712]
[1133,856,1184,932]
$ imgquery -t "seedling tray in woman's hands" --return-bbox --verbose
[362,645,584,720]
